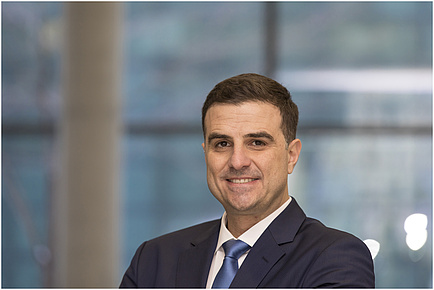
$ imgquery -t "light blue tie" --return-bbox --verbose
[212,240,251,288]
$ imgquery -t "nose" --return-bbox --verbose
[228,145,251,170]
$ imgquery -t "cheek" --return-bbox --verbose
[206,154,225,180]
[263,152,289,178]
[207,152,228,168]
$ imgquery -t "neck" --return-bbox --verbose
[226,215,261,238]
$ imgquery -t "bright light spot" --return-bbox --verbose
[404,214,428,233]
[406,230,428,251]
[364,239,380,259]
[404,213,428,251]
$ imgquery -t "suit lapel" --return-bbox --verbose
[176,220,220,287]
[231,198,307,288]
[231,228,285,288]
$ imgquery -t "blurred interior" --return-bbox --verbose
[2,2,432,288]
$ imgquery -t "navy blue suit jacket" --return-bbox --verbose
[120,198,375,288]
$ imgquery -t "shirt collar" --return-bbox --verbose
[215,196,292,252]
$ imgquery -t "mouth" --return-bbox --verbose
[226,178,259,184]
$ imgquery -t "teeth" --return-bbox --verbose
[229,179,255,184]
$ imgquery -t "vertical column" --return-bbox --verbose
[51,3,122,287]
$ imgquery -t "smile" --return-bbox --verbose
[227,178,258,184]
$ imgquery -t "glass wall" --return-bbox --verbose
[2,2,432,287]
[2,2,61,287]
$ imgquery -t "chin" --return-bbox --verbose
[226,199,260,214]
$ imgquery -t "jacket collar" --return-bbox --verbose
[231,197,307,288]
[268,197,307,244]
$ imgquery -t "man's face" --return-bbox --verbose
[202,101,301,220]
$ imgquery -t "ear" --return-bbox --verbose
[287,139,302,174]
[202,142,207,155]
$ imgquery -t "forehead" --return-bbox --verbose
[204,102,283,135]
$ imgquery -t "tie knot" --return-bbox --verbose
[222,240,251,260]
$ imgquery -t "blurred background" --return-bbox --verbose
[2,1,432,288]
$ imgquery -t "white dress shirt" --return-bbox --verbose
[205,197,292,288]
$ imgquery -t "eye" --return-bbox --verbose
[251,140,266,147]
[216,141,230,148]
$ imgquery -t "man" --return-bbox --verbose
[120,73,375,288]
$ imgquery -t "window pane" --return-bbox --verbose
[291,134,432,287]
[2,2,61,287]
[278,2,431,68]
[2,136,54,287]
[123,2,263,125]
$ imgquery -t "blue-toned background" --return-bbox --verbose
[2,2,432,287]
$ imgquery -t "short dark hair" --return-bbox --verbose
[202,73,299,143]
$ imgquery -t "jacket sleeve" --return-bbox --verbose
[302,234,375,288]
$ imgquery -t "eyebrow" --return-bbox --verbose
[244,131,275,142]
[207,131,275,144]
[207,133,232,144]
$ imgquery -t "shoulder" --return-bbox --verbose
[301,217,368,248]
[298,217,375,287]
[275,199,368,252]
[301,217,361,240]
[147,219,220,246]
[295,216,371,259]
[133,219,220,257]
[120,219,220,287]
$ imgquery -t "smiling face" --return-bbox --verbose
[202,101,301,221]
